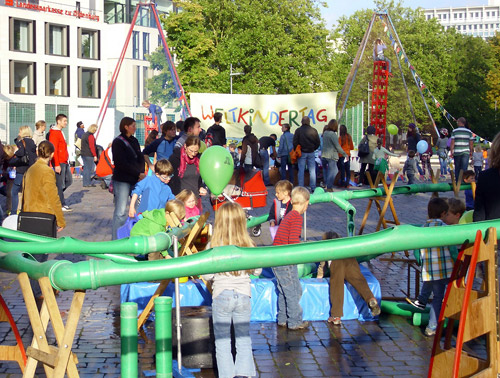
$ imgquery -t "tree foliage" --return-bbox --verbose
[163,0,336,94]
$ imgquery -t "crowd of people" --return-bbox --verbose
[4,110,500,377]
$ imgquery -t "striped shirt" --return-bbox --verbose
[419,219,455,281]
[273,210,303,246]
[451,127,474,156]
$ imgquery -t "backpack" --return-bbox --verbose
[358,137,370,157]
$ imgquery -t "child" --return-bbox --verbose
[463,170,475,211]
[420,138,433,179]
[176,189,201,219]
[128,159,175,217]
[268,180,293,227]
[372,138,399,175]
[472,144,483,181]
[323,231,381,325]
[228,143,239,168]
[202,202,260,378]
[444,198,465,225]
[403,150,418,184]
[272,186,310,330]
[130,199,186,260]
[406,198,458,336]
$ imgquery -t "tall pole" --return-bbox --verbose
[230,63,243,94]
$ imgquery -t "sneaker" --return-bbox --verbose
[288,321,309,330]
[62,205,73,212]
[405,297,426,311]
[424,327,436,337]
[368,298,381,317]
[277,322,287,327]
[100,181,108,189]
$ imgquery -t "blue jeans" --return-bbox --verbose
[321,158,338,189]
[417,281,432,305]
[337,156,350,186]
[426,278,448,331]
[407,173,415,185]
[298,152,316,190]
[82,156,96,186]
[212,290,256,378]
[474,165,482,181]
[11,172,24,214]
[279,156,294,182]
[454,153,470,182]
[112,181,133,240]
[439,156,447,176]
[55,163,73,207]
[259,149,270,185]
[272,265,303,327]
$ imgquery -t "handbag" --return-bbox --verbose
[289,145,301,165]
[18,212,57,238]
[358,137,370,157]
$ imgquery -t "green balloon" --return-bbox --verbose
[388,124,398,135]
[199,146,234,196]
[459,210,474,224]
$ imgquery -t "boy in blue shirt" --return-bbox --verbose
[128,159,175,217]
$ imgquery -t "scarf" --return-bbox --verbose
[178,146,200,178]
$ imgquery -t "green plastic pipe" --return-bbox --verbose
[380,301,429,318]
[155,296,173,378]
[121,302,138,378]
[1,220,498,291]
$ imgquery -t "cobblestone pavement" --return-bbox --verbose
[0,172,473,377]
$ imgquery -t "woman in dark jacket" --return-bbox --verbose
[240,125,261,172]
[80,124,98,187]
[111,117,145,239]
[10,125,37,214]
[169,135,207,206]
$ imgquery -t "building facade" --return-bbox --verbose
[424,0,500,40]
[0,0,176,149]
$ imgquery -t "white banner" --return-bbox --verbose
[190,92,337,138]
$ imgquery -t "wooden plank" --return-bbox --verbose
[26,346,56,368]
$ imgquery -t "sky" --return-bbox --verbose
[321,0,489,28]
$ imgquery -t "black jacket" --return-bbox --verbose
[111,134,145,184]
[473,168,500,221]
[206,124,227,146]
[293,124,320,153]
[10,137,37,174]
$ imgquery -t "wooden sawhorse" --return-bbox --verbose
[18,272,84,377]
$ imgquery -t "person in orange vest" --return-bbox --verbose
[96,143,114,189]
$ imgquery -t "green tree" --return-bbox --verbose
[145,47,178,107]
[163,0,336,95]
[332,0,459,135]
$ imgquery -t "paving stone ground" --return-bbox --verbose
[0,170,479,377]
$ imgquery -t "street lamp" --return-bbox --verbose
[230,63,243,94]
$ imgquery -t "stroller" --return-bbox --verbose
[210,169,268,236]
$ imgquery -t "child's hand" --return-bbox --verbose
[128,207,136,218]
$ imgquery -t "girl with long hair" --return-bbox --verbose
[203,202,260,378]
[337,124,354,187]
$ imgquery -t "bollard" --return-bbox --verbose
[155,296,173,378]
[121,302,138,378]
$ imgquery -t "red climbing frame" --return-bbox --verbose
[370,61,389,145]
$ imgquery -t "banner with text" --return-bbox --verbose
[190,92,337,138]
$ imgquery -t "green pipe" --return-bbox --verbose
[1,221,498,291]
[380,301,429,318]
[121,302,138,378]
[155,296,173,378]
[413,311,429,326]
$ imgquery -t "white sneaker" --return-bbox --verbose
[62,205,73,212]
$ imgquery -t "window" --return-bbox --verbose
[438,14,441,19]
[454,13,457,19]
[476,12,479,18]
[78,67,100,98]
[143,33,149,59]
[459,13,463,18]
[132,31,139,59]
[487,12,490,17]
[474,24,478,30]
[45,23,68,56]
[443,14,447,20]
[9,103,36,142]
[469,25,472,30]
[471,12,474,18]
[10,61,36,94]
[493,12,496,17]
[46,64,69,96]
[9,18,35,53]
[479,24,483,29]
[143,67,149,100]
[78,28,100,59]
[458,25,461,30]
[486,24,489,29]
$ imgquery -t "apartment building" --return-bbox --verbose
[0,0,176,148]
[424,0,500,40]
